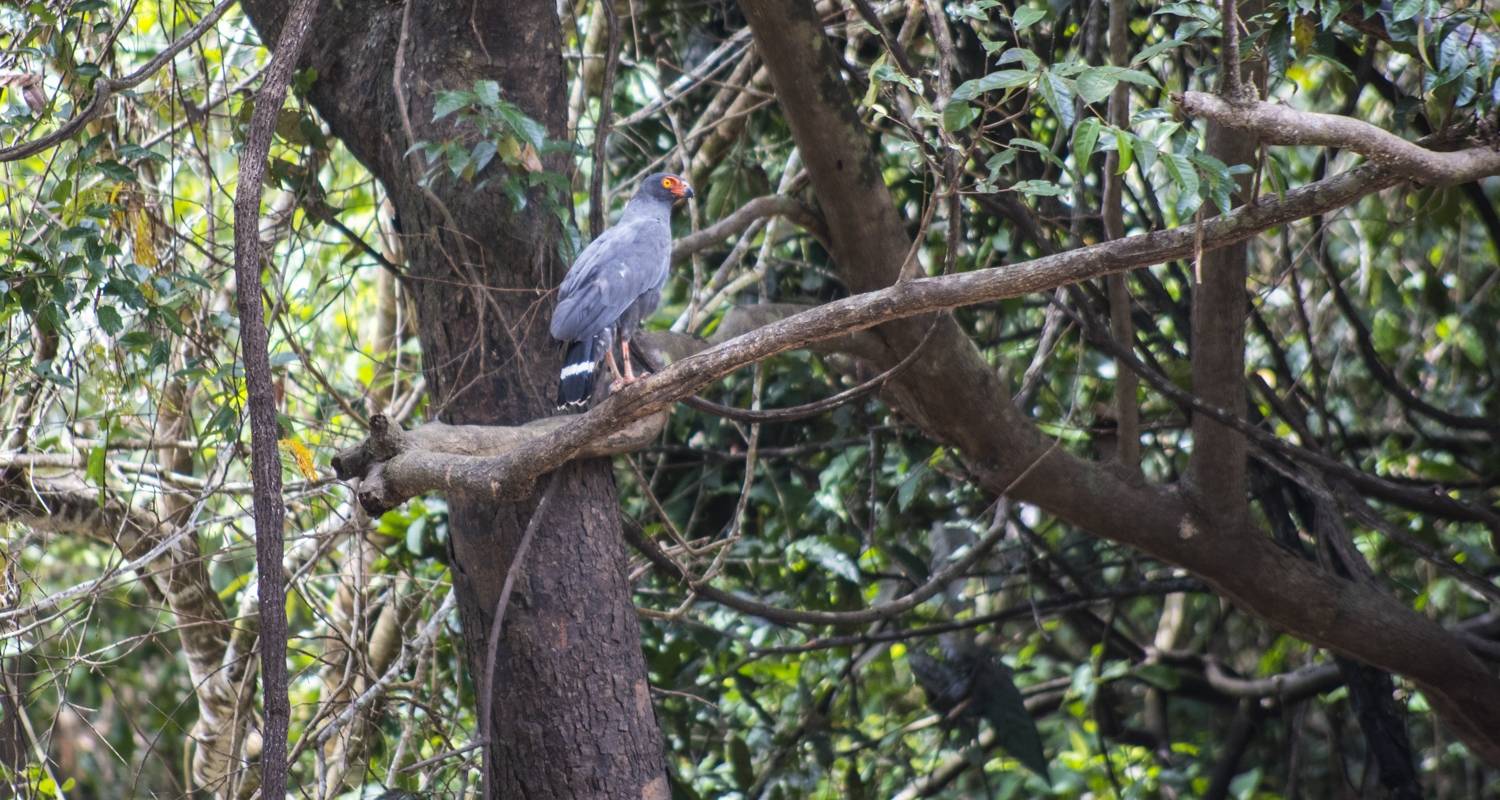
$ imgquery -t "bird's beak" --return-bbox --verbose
[673,183,695,201]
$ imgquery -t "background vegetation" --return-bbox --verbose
[0,0,1496,796]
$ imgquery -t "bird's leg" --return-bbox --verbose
[604,346,623,385]
[611,339,637,391]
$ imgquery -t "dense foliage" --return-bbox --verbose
[0,0,1496,797]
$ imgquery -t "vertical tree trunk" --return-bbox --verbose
[239,0,668,795]
[1188,0,1262,522]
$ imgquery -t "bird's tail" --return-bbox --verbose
[556,339,596,411]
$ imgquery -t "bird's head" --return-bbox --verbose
[641,172,695,204]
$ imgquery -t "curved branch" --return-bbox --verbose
[1176,92,1500,186]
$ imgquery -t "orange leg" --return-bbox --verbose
[604,347,623,383]
[612,339,640,391]
[621,339,637,382]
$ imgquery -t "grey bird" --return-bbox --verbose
[550,172,693,410]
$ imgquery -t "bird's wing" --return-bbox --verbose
[549,218,669,341]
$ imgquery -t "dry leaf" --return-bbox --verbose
[0,71,46,114]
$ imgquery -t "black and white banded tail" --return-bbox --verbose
[556,339,597,411]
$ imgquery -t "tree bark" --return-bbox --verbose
[238,0,669,795]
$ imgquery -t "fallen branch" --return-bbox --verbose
[1176,92,1500,186]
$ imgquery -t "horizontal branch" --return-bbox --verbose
[1177,91,1500,186]
[331,410,667,513]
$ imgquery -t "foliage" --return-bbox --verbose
[0,0,1495,796]
[413,79,574,229]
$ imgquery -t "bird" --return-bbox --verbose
[550,172,694,410]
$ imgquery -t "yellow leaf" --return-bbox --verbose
[519,143,543,173]
[132,208,157,268]
[1292,14,1316,55]
[279,437,318,481]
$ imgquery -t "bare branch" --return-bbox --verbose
[672,194,828,261]
[1177,91,1500,186]
[330,412,667,514]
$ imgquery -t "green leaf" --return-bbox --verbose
[1075,65,1161,104]
[790,538,861,583]
[1011,138,1066,171]
[985,148,1017,175]
[405,514,429,556]
[1372,308,1401,352]
[431,90,473,121]
[96,305,123,335]
[1075,69,1117,103]
[941,101,980,131]
[86,443,107,507]
[1133,38,1187,65]
[1163,151,1200,215]
[1012,179,1067,196]
[1229,767,1263,799]
[1072,116,1101,167]
[474,79,502,108]
[896,463,931,512]
[977,660,1051,783]
[1012,6,1046,29]
[951,70,1034,101]
[471,140,498,174]
[995,48,1041,72]
[872,62,922,94]
[1391,0,1422,22]
[1037,70,1076,129]
[1113,129,1134,174]
[85,446,106,487]
[1132,662,1181,690]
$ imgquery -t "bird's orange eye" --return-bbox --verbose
[662,177,675,188]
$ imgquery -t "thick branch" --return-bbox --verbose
[332,412,667,514]
[1178,92,1500,186]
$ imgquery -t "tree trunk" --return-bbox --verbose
[239,0,668,795]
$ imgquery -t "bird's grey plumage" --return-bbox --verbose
[549,213,670,342]
[550,172,692,409]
